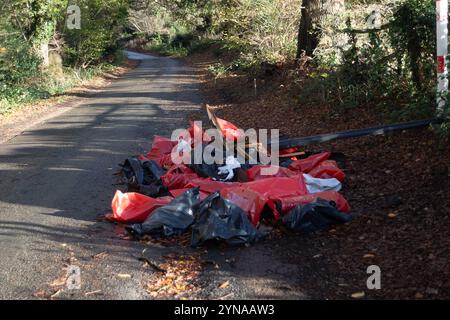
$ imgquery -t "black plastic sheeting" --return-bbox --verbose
[119,157,169,197]
[191,192,263,246]
[190,163,224,180]
[282,198,353,233]
[188,144,224,180]
[127,188,200,237]
[188,143,253,182]
[276,118,441,149]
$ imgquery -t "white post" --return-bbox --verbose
[436,0,448,115]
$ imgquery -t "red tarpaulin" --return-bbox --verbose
[221,175,308,225]
[109,190,173,223]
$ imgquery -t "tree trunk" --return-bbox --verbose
[37,42,50,68]
[296,0,344,58]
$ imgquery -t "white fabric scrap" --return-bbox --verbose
[218,156,242,181]
[303,173,342,194]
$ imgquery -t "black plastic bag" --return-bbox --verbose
[188,143,233,181]
[138,183,169,198]
[120,157,166,185]
[142,160,166,181]
[282,198,352,233]
[119,157,168,197]
[127,188,200,237]
[190,163,224,180]
[191,192,262,246]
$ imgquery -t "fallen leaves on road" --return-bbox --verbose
[218,280,230,289]
[33,290,47,299]
[85,289,102,296]
[415,292,424,299]
[50,276,67,288]
[117,273,132,279]
[146,253,202,299]
[93,251,108,259]
[141,232,192,247]
[50,289,63,300]
[351,292,365,299]
[218,292,234,300]
[49,264,75,290]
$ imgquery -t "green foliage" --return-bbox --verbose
[64,0,129,68]
[237,0,300,64]
[4,0,68,44]
[0,33,45,114]
[388,0,435,90]
[0,59,119,115]
[143,33,189,56]
[146,42,189,57]
[131,0,301,68]
[435,96,450,137]
[0,35,42,87]
[310,0,437,122]
[189,38,222,54]
[0,1,130,114]
[207,62,230,79]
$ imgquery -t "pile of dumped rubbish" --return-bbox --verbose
[105,115,352,246]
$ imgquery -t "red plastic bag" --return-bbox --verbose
[221,175,308,224]
[272,191,350,215]
[157,153,175,169]
[184,178,241,194]
[161,165,199,190]
[288,152,331,172]
[221,187,267,226]
[162,173,199,190]
[110,190,173,223]
[245,175,307,200]
[246,175,308,222]
[308,160,346,182]
[167,164,195,174]
[246,165,298,181]
[146,136,177,160]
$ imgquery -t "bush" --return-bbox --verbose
[131,0,301,67]
[0,33,125,115]
[143,35,189,57]
[64,0,128,68]
[0,35,45,113]
[0,36,42,88]
[0,1,130,115]
[171,33,195,48]
[309,0,437,121]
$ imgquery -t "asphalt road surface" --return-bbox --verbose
[0,52,305,299]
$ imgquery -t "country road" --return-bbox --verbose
[0,52,306,299]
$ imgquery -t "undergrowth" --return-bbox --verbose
[0,48,125,115]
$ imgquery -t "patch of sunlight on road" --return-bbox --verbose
[126,51,157,61]
[46,167,88,172]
